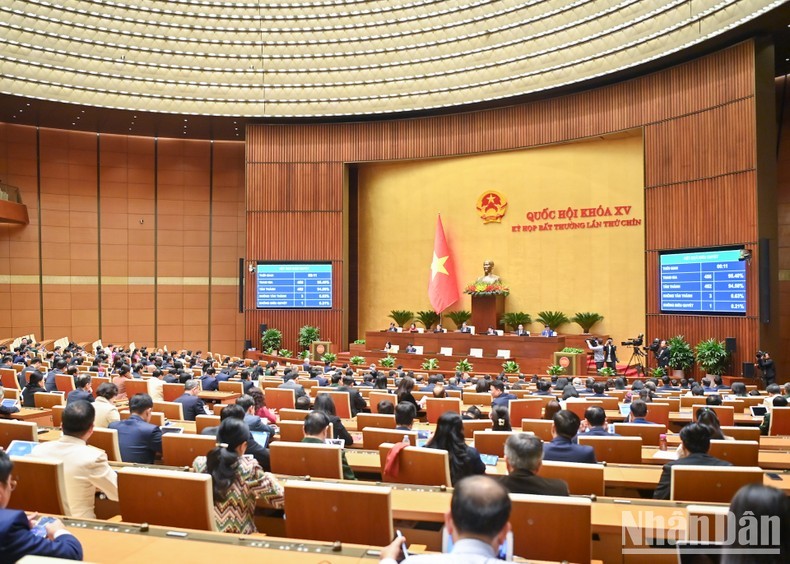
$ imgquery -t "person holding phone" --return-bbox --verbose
[379,475,512,563]
[0,450,83,561]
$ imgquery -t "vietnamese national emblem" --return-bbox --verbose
[476,191,507,224]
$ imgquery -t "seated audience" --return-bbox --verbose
[278,372,307,398]
[653,423,731,500]
[201,404,271,470]
[301,411,356,480]
[579,406,617,436]
[378,400,395,415]
[627,399,656,424]
[533,380,552,396]
[174,379,208,420]
[499,433,569,496]
[92,382,120,428]
[760,396,788,435]
[109,393,162,464]
[66,375,94,404]
[336,374,367,416]
[543,410,596,464]
[193,418,284,534]
[490,380,516,407]
[490,404,512,431]
[235,394,271,434]
[696,407,731,440]
[395,402,416,430]
[294,395,312,410]
[112,364,133,401]
[380,475,512,563]
[425,412,485,485]
[462,405,483,420]
[543,400,561,421]
[0,450,83,561]
[313,393,354,447]
[31,400,119,518]
[21,371,45,407]
[723,484,790,563]
[147,369,165,402]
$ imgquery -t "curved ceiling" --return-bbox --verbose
[0,0,785,118]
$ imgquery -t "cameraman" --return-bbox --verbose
[603,338,618,370]
[655,340,670,369]
[756,351,776,388]
[587,338,604,371]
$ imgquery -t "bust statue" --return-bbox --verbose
[475,259,501,284]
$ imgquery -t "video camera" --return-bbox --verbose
[586,338,599,347]
[621,334,644,347]
[646,338,661,353]
[756,350,767,359]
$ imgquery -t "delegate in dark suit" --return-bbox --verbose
[542,437,597,464]
[109,414,163,464]
[499,468,569,496]
[66,389,94,405]
[200,375,218,392]
[653,452,731,500]
[174,393,207,421]
[0,510,83,561]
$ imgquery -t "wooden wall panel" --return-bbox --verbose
[246,40,768,370]
[645,172,758,249]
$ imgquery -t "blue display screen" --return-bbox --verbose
[659,249,746,315]
[255,263,332,309]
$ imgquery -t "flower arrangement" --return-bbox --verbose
[463,282,510,296]
[379,356,396,368]
[421,358,440,370]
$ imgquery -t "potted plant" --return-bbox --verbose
[445,310,472,329]
[694,338,730,377]
[297,350,311,360]
[502,360,520,374]
[500,312,532,331]
[416,310,441,331]
[278,349,293,359]
[668,335,695,378]
[546,364,565,377]
[298,325,320,350]
[349,355,366,366]
[571,312,604,334]
[536,311,570,332]
[353,339,366,345]
[379,356,396,368]
[651,367,666,379]
[421,358,440,370]
[561,347,585,354]
[455,358,474,372]
[598,367,616,378]
[388,310,414,328]
[261,328,282,352]
[321,352,337,363]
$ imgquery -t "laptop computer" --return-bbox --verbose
[750,406,767,417]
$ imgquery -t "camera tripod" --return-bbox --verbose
[624,346,646,376]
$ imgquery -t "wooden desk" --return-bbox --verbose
[365,331,565,373]
[65,518,375,563]
[604,410,763,427]
[640,445,790,470]
[11,407,52,426]
[198,391,240,404]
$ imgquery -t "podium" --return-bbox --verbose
[470,294,506,331]
[310,341,332,361]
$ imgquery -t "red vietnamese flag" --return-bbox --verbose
[428,215,460,313]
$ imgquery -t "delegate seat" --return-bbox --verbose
[317,391,353,419]
[277,408,310,421]
[645,402,671,427]
[538,461,605,497]
[161,434,217,467]
[0,368,19,390]
[117,467,216,531]
[425,397,461,424]
[720,426,760,441]
[508,399,543,425]
[0,420,37,449]
[33,392,65,410]
[565,400,603,419]
[378,443,450,487]
[195,414,220,435]
[521,419,553,441]
[462,418,493,439]
[86,427,122,462]
[153,401,184,421]
[694,405,735,426]
[284,480,393,546]
[462,392,491,406]
[368,391,395,413]
[218,380,244,395]
[162,383,185,402]
[91,376,111,396]
[266,388,296,411]
[614,423,667,446]
[55,374,75,393]
[270,442,343,479]
[708,440,759,466]
[7,456,67,515]
[578,436,642,464]
[124,379,149,398]
[362,428,418,450]
[509,494,592,563]
[768,407,790,436]
[51,404,65,428]
[671,466,764,502]
[356,413,396,430]
[473,431,515,457]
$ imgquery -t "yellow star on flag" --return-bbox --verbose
[430,252,449,280]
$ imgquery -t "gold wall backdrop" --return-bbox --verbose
[358,132,645,342]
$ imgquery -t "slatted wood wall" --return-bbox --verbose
[247,40,770,371]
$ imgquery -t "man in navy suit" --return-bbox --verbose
[174,379,208,420]
[236,394,272,434]
[542,410,597,464]
[628,399,657,424]
[0,450,83,561]
[44,359,67,392]
[490,380,516,407]
[653,423,731,500]
[109,393,163,464]
[200,367,218,392]
[578,406,619,437]
[66,375,94,405]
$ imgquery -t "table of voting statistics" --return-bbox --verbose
[660,250,746,314]
[255,264,332,309]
